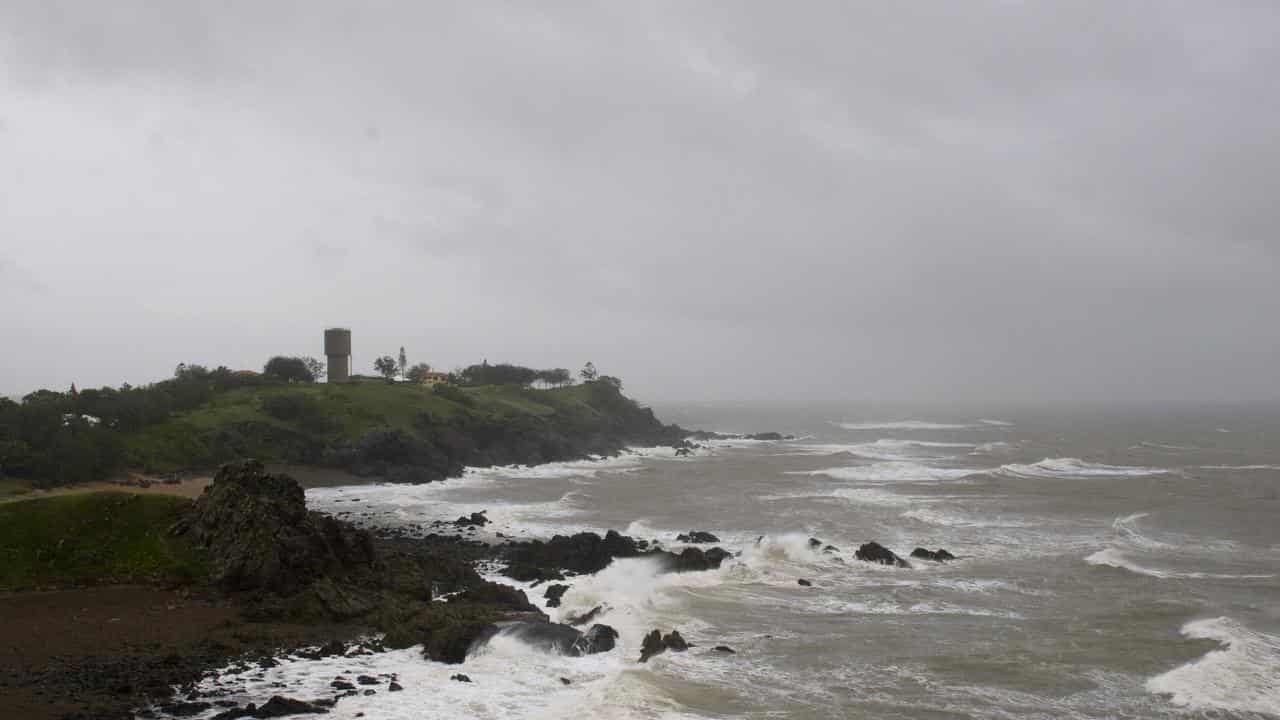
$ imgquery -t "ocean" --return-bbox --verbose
[183,404,1280,719]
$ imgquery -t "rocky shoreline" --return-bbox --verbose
[4,449,944,720]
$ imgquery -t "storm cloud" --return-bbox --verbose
[2,1,1277,406]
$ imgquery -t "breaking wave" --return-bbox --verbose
[1146,617,1280,716]
[1084,549,1274,580]
[789,462,985,483]
[998,458,1168,479]
[834,420,975,431]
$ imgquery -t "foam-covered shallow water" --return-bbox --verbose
[178,406,1279,719]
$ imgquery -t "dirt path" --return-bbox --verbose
[0,475,212,505]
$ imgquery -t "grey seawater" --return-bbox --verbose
[186,405,1280,719]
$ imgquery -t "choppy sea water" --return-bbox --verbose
[183,406,1280,719]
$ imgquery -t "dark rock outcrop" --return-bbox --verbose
[797,578,812,587]
[638,629,691,662]
[454,511,489,527]
[582,624,619,653]
[910,547,956,562]
[712,645,736,654]
[676,531,720,544]
[450,674,472,683]
[171,460,376,595]
[662,546,731,572]
[543,584,570,608]
[854,542,911,568]
[501,530,643,580]
[254,696,328,717]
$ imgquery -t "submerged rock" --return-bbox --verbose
[564,605,604,626]
[712,645,736,654]
[854,542,911,568]
[471,621,618,657]
[797,578,812,587]
[450,674,472,683]
[910,547,956,562]
[675,531,720,544]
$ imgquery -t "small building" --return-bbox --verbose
[418,372,451,386]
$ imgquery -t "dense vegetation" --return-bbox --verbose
[0,492,206,590]
[0,361,674,488]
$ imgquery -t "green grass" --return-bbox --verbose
[121,381,610,472]
[0,477,32,499]
[0,492,207,590]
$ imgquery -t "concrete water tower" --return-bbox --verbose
[324,328,352,382]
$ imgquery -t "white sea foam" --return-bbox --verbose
[1146,617,1280,716]
[783,439,974,461]
[998,458,1167,479]
[1084,549,1274,580]
[1136,441,1203,452]
[834,420,975,430]
[977,419,1014,426]
[971,441,1014,454]
[791,462,984,483]
[1199,464,1280,471]
[901,508,1033,529]
[1111,512,1174,550]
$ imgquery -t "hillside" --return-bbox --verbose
[120,379,683,482]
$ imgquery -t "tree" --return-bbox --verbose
[547,368,572,387]
[398,347,408,380]
[301,356,326,380]
[580,362,598,382]
[263,356,315,383]
[373,356,398,381]
[598,375,623,390]
[406,363,434,383]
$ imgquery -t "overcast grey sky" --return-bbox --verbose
[1,1,1277,406]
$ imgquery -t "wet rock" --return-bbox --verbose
[675,531,720,544]
[797,578,812,587]
[330,679,356,691]
[910,547,956,562]
[454,511,489,527]
[664,546,731,572]
[638,628,691,662]
[451,674,472,683]
[355,675,379,686]
[560,677,572,685]
[388,682,403,692]
[254,696,328,717]
[808,538,822,549]
[583,624,619,653]
[712,645,736,654]
[663,630,689,651]
[501,530,643,579]
[854,542,911,568]
[543,584,570,608]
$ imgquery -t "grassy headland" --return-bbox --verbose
[0,492,206,590]
[1,374,682,488]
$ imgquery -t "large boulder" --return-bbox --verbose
[854,542,910,568]
[676,531,720,544]
[910,547,956,562]
[172,460,376,595]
